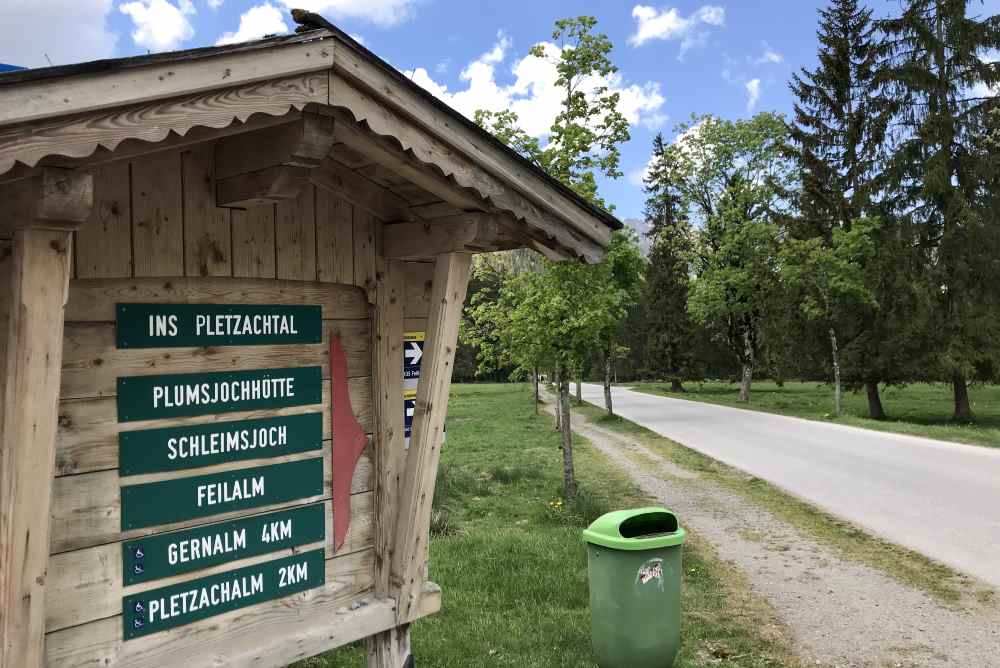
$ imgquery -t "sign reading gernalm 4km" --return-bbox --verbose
[123,549,325,640]
[116,303,322,348]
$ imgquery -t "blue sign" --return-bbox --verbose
[403,332,424,380]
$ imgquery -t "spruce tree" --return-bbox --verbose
[641,134,695,390]
[787,0,894,418]
[877,0,1000,420]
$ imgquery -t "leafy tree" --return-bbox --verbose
[877,0,1000,420]
[641,133,697,390]
[467,16,633,499]
[671,113,795,402]
[780,219,878,415]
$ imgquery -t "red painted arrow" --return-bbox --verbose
[330,333,368,552]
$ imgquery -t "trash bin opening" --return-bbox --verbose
[619,511,678,538]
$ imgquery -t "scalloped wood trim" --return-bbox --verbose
[0,73,328,176]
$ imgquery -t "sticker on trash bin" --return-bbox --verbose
[636,558,664,590]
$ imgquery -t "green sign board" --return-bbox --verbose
[116,366,322,423]
[119,412,323,476]
[121,457,324,530]
[122,503,325,586]
[123,548,325,640]
[116,303,322,349]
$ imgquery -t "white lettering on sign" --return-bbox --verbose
[278,561,309,587]
[166,425,288,460]
[194,314,299,337]
[168,529,248,565]
[151,377,296,409]
[147,573,265,622]
[196,476,265,507]
[149,315,179,337]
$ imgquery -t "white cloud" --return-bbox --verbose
[216,4,287,45]
[754,41,783,64]
[746,78,761,112]
[629,4,725,58]
[120,0,195,51]
[629,153,657,186]
[405,35,667,139]
[278,0,415,27]
[0,0,116,68]
[207,0,222,8]
[348,33,366,46]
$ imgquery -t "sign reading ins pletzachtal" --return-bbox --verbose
[119,413,323,476]
[122,503,325,586]
[116,366,322,423]
[123,548,325,640]
[116,303,322,349]
[121,457,324,530]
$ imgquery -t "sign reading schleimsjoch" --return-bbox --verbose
[121,457,324,530]
[119,412,323,476]
[116,303,322,349]
[123,549,325,640]
[122,503,326,586]
[116,366,322,423]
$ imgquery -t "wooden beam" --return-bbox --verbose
[310,158,415,222]
[331,112,487,214]
[1,169,91,668]
[366,232,409,667]
[216,112,336,207]
[0,35,332,128]
[390,252,471,621]
[383,214,520,260]
[0,73,328,178]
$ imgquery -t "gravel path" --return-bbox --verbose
[547,391,1000,667]
[579,383,1000,590]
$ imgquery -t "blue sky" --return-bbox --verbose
[3,0,999,225]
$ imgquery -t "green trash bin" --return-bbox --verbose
[583,507,686,668]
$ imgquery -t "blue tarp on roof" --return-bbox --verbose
[0,64,26,73]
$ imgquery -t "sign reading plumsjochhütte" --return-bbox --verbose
[122,503,326,586]
[121,457,324,530]
[116,366,322,423]
[119,412,323,476]
[116,303,322,349]
[123,548,325,640]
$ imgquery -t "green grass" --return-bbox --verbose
[297,384,798,668]
[574,402,978,604]
[629,380,1000,448]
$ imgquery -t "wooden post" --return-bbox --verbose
[390,252,471,622]
[367,222,409,667]
[0,168,92,668]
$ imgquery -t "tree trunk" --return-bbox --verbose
[865,380,885,420]
[604,357,614,416]
[829,327,842,417]
[739,329,754,402]
[559,374,577,500]
[553,367,562,431]
[670,379,685,392]
[952,370,972,422]
[533,367,539,416]
[575,378,582,404]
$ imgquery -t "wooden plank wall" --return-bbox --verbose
[46,141,385,667]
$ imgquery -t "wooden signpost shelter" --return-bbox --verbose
[0,23,619,668]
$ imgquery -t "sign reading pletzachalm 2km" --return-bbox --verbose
[123,548,325,640]
[122,503,325,586]
[115,303,322,349]
[121,457,324,530]
[116,366,322,422]
[119,412,323,476]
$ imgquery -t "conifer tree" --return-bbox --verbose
[877,0,1000,420]
[641,133,696,390]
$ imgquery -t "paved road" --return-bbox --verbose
[580,383,1000,588]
